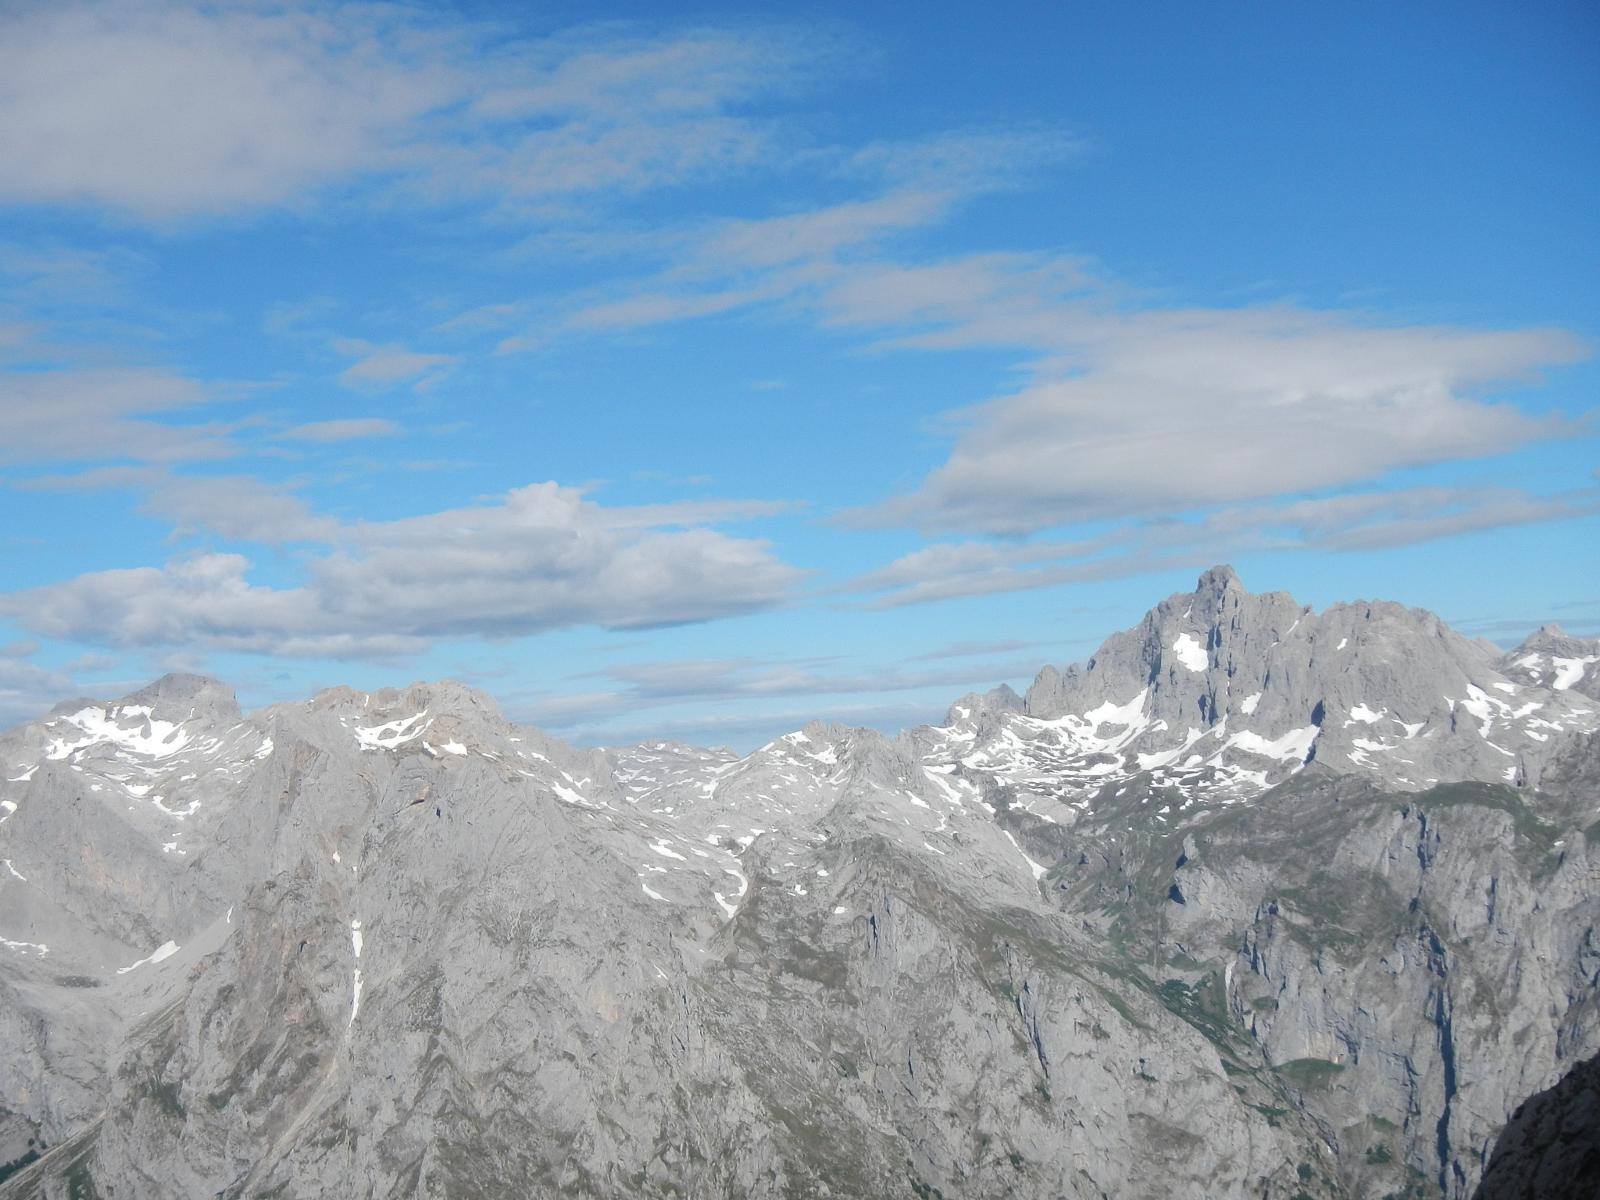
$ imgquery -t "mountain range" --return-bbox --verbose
[2,566,1597,1198]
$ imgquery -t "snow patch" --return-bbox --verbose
[1552,655,1599,691]
[117,940,179,974]
[1001,830,1048,880]
[47,705,193,761]
[353,711,431,750]
[551,782,590,807]
[348,920,363,1025]
[1227,725,1320,764]
[1171,633,1208,672]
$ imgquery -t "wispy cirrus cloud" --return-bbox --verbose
[531,169,1589,586]
[553,698,955,753]
[511,649,1047,744]
[14,467,338,543]
[502,125,1587,555]
[546,209,1586,542]
[541,129,1084,346]
[852,484,1600,608]
[0,4,836,223]
[332,339,456,391]
[279,417,401,443]
[0,362,226,465]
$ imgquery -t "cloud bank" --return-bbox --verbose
[0,483,801,657]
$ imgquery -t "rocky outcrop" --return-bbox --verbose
[1474,1050,1600,1200]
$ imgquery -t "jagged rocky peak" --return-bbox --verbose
[1500,623,1600,699]
[943,681,1024,725]
[1020,564,1308,720]
[942,565,1600,804]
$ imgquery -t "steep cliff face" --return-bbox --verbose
[1044,765,1600,1199]
[1,570,1595,1198]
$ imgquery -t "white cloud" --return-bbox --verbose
[512,152,1587,546]
[0,242,145,308]
[0,2,454,220]
[855,310,1584,534]
[0,646,79,730]
[332,340,456,390]
[0,364,224,464]
[512,650,1045,747]
[13,465,338,544]
[540,698,957,753]
[853,484,1600,608]
[141,474,340,543]
[280,417,401,443]
[0,482,801,656]
[0,5,827,222]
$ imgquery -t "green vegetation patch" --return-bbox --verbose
[141,1078,187,1121]
[1274,1058,1347,1091]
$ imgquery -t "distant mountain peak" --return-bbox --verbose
[1193,563,1243,593]
[122,672,239,720]
[981,569,1598,802]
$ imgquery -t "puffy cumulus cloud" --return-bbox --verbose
[0,3,828,222]
[315,483,801,638]
[2,553,344,653]
[0,483,801,657]
[853,484,1600,608]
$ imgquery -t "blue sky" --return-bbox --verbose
[1,0,1596,747]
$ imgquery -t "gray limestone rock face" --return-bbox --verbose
[934,567,1598,806]
[1,570,1596,1199]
